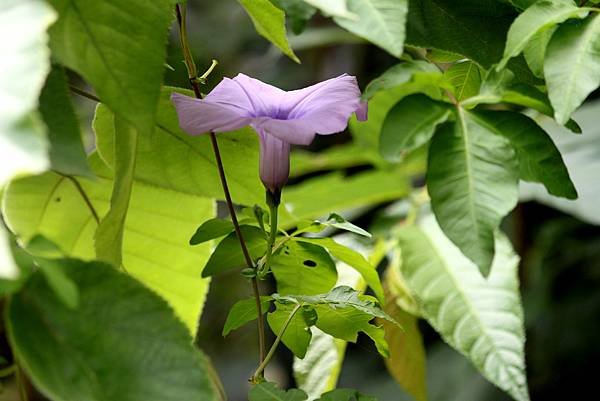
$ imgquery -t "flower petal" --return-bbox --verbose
[251,118,316,146]
[283,74,364,134]
[171,92,251,135]
[230,73,286,118]
[256,128,291,192]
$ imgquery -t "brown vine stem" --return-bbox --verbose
[174,4,266,368]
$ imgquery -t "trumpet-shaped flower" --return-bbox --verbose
[171,73,367,195]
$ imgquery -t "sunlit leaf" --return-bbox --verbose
[190,218,235,245]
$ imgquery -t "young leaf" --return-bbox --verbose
[47,0,174,133]
[471,110,577,199]
[380,94,451,161]
[302,0,356,19]
[268,301,314,358]
[0,0,55,186]
[298,213,371,237]
[238,0,300,63]
[427,110,519,275]
[362,60,441,100]
[397,212,529,401]
[190,218,235,245]
[272,239,338,295]
[297,237,384,303]
[545,15,600,124]
[522,26,556,78]
[444,61,483,101]
[222,296,271,336]
[249,382,308,401]
[202,226,267,277]
[497,0,588,70]
[39,65,92,177]
[2,161,214,336]
[95,116,138,268]
[333,0,408,58]
[7,259,220,401]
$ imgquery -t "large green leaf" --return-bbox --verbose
[2,158,214,336]
[362,60,440,101]
[333,0,408,58]
[380,94,451,161]
[406,0,515,68]
[397,212,529,401]
[249,382,308,401]
[47,0,173,133]
[545,14,600,124]
[497,0,588,70]
[522,27,556,78]
[38,65,91,177]
[239,0,300,62]
[427,109,519,275]
[94,88,264,207]
[0,224,19,280]
[268,301,314,358]
[7,259,219,401]
[302,0,356,19]
[0,0,55,185]
[520,99,600,225]
[95,117,138,267]
[272,239,338,295]
[471,110,577,199]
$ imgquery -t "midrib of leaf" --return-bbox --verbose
[561,15,600,114]
[456,108,482,242]
[420,231,525,398]
[67,0,135,113]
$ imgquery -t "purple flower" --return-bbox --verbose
[171,73,367,194]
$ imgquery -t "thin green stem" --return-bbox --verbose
[251,303,302,382]
[259,200,279,277]
[174,3,266,366]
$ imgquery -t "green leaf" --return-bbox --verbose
[272,239,337,295]
[471,110,577,199]
[39,65,91,177]
[0,0,55,185]
[238,0,300,63]
[545,14,600,124]
[273,0,316,35]
[7,259,220,401]
[2,163,214,336]
[94,88,264,207]
[362,60,440,100]
[382,290,427,401]
[47,0,174,133]
[298,213,371,238]
[497,0,588,70]
[95,116,138,268]
[444,61,483,101]
[318,389,377,401]
[397,211,529,401]
[281,170,410,226]
[380,94,451,161]
[427,109,519,275]
[0,224,19,280]
[333,0,408,58]
[268,301,314,358]
[202,226,267,278]
[519,99,600,225]
[36,258,79,310]
[297,237,384,303]
[190,218,235,245]
[406,0,516,69]
[222,296,271,336]
[273,286,393,357]
[465,69,581,133]
[523,27,556,78]
[249,382,308,401]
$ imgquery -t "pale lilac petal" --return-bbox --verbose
[256,128,291,192]
[171,92,251,135]
[251,118,316,146]
[230,73,286,117]
[356,101,368,121]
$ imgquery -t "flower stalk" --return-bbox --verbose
[259,190,280,278]
[174,3,266,367]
